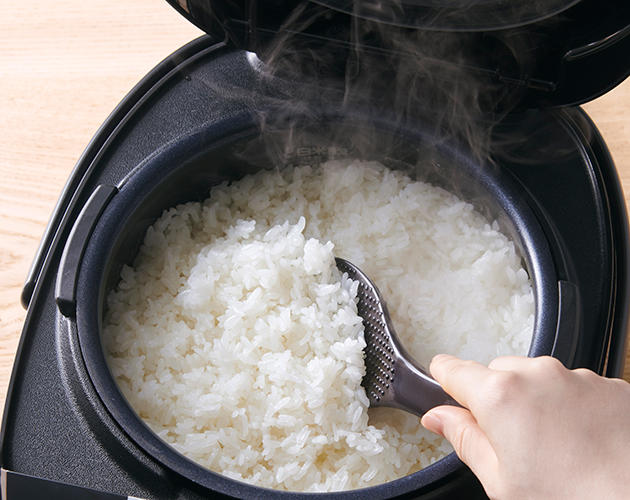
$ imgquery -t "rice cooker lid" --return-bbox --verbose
[166,0,630,107]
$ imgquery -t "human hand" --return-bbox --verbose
[420,354,630,500]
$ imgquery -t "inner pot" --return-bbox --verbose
[74,112,558,498]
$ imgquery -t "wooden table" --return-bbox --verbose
[1,0,629,420]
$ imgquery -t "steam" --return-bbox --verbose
[190,1,569,169]
[248,1,543,166]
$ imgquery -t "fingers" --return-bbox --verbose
[429,354,494,410]
[422,405,497,485]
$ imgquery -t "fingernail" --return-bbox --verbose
[421,411,444,436]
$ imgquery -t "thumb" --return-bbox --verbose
[422,406,497,484]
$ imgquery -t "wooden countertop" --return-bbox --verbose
[1,0,629,420]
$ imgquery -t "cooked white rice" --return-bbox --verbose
[103,159,534,492]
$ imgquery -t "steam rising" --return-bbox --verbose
[194,1,568,168]
[248,1,544,166]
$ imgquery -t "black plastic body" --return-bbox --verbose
[1,470,126,500]
[167,0,630,108]
[2,37,628,499]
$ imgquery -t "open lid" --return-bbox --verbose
[168,0,630,107]
[310,0,582,31]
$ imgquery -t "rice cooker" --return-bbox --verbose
[2,0,629,498]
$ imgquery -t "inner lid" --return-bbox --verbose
[167,0,630,107]
[311,0,581,31]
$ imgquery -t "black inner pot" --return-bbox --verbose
[75,113,557,498]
